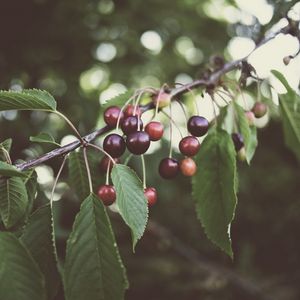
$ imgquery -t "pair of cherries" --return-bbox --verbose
[159,115,209,179]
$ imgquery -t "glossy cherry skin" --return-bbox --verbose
[180,158,197,177]
[159,157,179,179]
[126,131,150,155]
[144,187,157,206]
[104,106,124,128]
[97,185,116,206]
[231,133,244,151]
[145,121,164,141]
[124,104,141,118]
[179,136,200,157]
[187,116,209,137]
[103,134,126,157]
[99,156,120,173]
[252,102,267,118]
[121,116,143,135]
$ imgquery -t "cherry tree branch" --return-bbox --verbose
[15,21,298,171]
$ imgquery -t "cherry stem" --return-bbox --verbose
[161,110,184,139]
[175,99,188,123]
[154,87,164,119]
[116,94,136,131]
[215,90,230,105]
[134,90,145,131]
[105,160,110,185]
[124,153,133,166]
[53,111,85,145]
[83,147,93,194]
[87,143,116,166]
[210,94,218,126]
[176,82,200,115]
[141,154,146,189]
[50,154,68,265]
[257,80,262,103]
[168,104,173,158]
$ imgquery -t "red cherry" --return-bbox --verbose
[187,116,209,137]
[252,102,267,118]
[144,187,157,206]
[121,116,143,135]
[145,121,164,141]
[97,184,116,206]
[180,158,197,177]
[99,156,120,173]
[126,131,150,155]
[179,136,200,157]
[124,104,141,118]
[103,134,126,157]
[159,157,179,179]
[104,106,124,128]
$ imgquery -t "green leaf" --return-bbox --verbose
[101,90,132,108]
[234,103,252,163]
[0,232,46,300]
[64,194,128,300]
[111,164,148,249]
[21,205,60,300]
[0,89,56,111]
[192,129,237,257]
[30,132,60,146]
[0,177,28,228]
[0,161,27,178]
[0,139,12,162]
[272,70,300,161]
[68,150,91,200]
[246,126,258,163]
[22,169,38,214]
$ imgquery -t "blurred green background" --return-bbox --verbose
[1,0,300,299]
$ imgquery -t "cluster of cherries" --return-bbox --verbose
[96,91,268,207]
[96,92,211,207]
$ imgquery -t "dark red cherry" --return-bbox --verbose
[99,156,120,173]
[180,158,197,177]
[126,131,150,155]
[231,133,244,151]
[104,106,124,128]
[145,121,164,141]
[124,104,141,118]
[179,136,200,157]
[121,116,143,135]
[187,116,209,137]
[97,184,116,206]
[144,187,157,206]
[103,134,126,157]
[159,157,179,179]
[251,102,267,118]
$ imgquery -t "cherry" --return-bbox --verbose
[97,184,116,206]
[245,111,255,126]
[99,156,120,173]
[159,157,179,179]
[180,157,197,177]
[179,136,200,157]
[153,92,171,108]
[126,131,150,155]
[231,133,244,151]
[237,147,246,162]
[103,134,126,157]
[187,116,209,137]
[124,104,141,118]
[144,187,157,206]
[104,106,124,128]
[145,121,164,141]
[121,116,143,135]
[251,102,267,118]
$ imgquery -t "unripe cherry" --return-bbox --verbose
[252,102,267,118]
[245,111,255,126]
[97,184,116,206]
[180,158,197,177]
[153,92,171,108]
[237,147,247,162]
[145,121,164,141]
[144,187,157,206]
